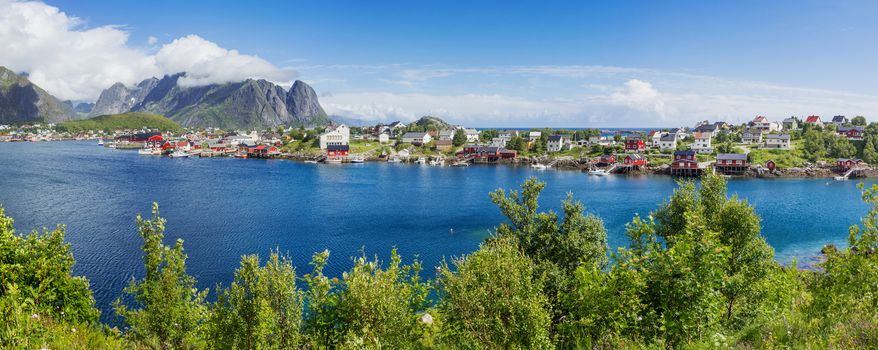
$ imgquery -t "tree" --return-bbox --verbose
[852,115,867,126]
[802,129,826,161]
[303,249,430,348]
[830,136,857,159]
[114,203,208,349]
[863,136,878,164]
[507,135,526,152]
[438,236,553,349]
[452,128,467,147]
[208,253,305,349]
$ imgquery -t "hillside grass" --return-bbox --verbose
[57,112,182,132]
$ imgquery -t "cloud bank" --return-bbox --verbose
[0,0,294,101]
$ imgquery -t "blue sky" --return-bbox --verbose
[3,0,878,127]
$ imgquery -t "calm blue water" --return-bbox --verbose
[0,141,872,320]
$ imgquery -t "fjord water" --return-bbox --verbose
[0,141,871,319]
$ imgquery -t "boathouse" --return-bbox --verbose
[715,153,749,175]
[327,144,349,158]
[836,158,862,170]
[671,150,704,176]
[248,145,280,158]
[623,154,647,167]
[597,154,616,166]
[837,126,865,141]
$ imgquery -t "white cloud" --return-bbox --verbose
[0,0,295,101]
[608,79,667,116]
[147,36,157,45]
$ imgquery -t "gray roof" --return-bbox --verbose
[838,126,864,133]
[717,153,748,161]
[695,124,718,132]
[765,134,791,140]
[832,115,848,122]
[548,135,564,141]
[660,134,677,141]
[402,132,427,138]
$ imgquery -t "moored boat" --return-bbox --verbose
[169,150,190,158]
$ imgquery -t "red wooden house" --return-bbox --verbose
[624,137,645,152]
[836,158,862,170]
[327,144,349,157]
[597,154,615,165]
[624,154,647,167]
[838,126,865,141]
[672,150,698,169]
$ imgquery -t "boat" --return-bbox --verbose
[531,163,548,170]
[587,169,609,176]
[834,176,848,181]
[138,148,153,155]
[388,157,402,163]
[304,160,318,164]
[325,157,342,163]
[169,150,190,158]
[350,156,365,163]
[416,157,427,165]
[452,161,470,167]
[97,139,104,146]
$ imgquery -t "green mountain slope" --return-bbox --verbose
[56,112,182,132]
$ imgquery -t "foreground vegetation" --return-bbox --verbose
[56,112,182,133]
[2,175,878,349]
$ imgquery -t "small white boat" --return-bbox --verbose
[325,157,342,163]
[138,148,153,155]
[304,160,318,164]
[169,150,190,158]
[388,157,402,163]
[416,157,427,165]
[834,176,848,181]
[531,164,548,170]
[452,161,470,167]
[108,143,116,149]
[587,169,609,176]
[350,156,365,163]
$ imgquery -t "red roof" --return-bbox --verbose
[806,115,821,123]
[253,145,267,150]
[753,116,767,122]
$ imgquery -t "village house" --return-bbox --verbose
[763,134,791,149]
[838,126,865,141]
[547,135,567,152]
[114,132,163,143]
[248,145,281,158]
[715,153,749,175]
[658,134,678,150]
[319,124,350,149]
[671,150,704,176]
[623,154,647,167]
[831,115,849,126]
[434,139,453,151]
[327,144,350,158]
[588,136,612,146]
[490,137,507,147]
[804,115,823,127]
[528,131,542,142]
[750,116,781,132]
[457,145,517,161]
[690,131,713,154]
[438,129,457,141]
[624,136,645,152]
[378,133,390,143]
[464,129,480,142]
[741,129,763,144]
[597,154,616,165]
[401,132,433,145]
[782,117,799,130]
[648,131,662,146]
[836,158,862,170]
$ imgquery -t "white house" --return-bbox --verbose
[691,131,713,153]
[490,137,507,147]
[464,128,480,142]
[742,129,763,144]
[804,116,823,127]
[588,136,612,146]
[831,115,849,126]
[378,133,390,143]
[319,124,350,149]
[438,129,457,141]
[528,131,542,142]
[547,135,566,152]
[763,134,791,149]
[782,117,799,130]
[401,132,432,145]
[658,134,678,150]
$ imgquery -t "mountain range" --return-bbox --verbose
[90,73,330,129]
[0,66,331,129]
[0,66,75,124]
